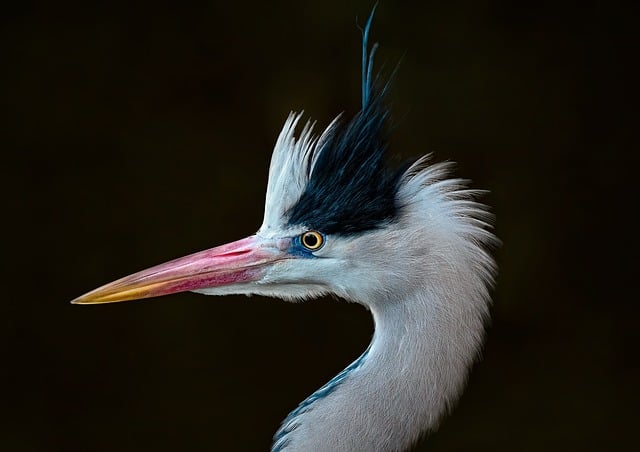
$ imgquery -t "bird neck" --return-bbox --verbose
[272,282,487,452]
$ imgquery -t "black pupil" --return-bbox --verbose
[304,233,319,248]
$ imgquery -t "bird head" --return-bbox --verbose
[71,103,409,306]
[71,110,492,309]
[72,11,494,309]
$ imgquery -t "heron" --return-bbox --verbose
[73,8,497,452]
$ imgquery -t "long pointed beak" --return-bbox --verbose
[72,235,287,304]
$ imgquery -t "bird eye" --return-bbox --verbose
[301,231,324,251]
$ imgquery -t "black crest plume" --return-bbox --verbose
[287,7,403,235]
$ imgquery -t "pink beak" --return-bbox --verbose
[71,235,288,304]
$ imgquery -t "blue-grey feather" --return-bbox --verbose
[362,5,377,109]
[272,344,372,452]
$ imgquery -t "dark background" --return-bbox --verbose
[3,1,636,450]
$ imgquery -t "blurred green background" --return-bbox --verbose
[3,0,636,450]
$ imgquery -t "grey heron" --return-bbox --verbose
[72,8,497,452]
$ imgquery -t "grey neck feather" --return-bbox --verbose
[270,159,495,451]
[272,277,488,452]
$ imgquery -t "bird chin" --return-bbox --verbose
[193,283,330,302]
